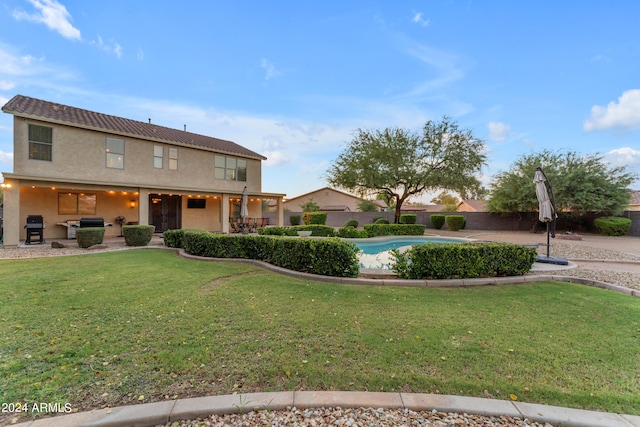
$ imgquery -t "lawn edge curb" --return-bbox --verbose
[10,392,640,427]
[176,249,639,298]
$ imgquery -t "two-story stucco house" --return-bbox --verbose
[1,95,284,246]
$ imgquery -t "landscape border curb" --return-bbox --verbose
[10,391,640,427]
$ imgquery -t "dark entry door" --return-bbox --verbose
[149,195,181,233]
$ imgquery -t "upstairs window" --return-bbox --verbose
[106,137,124,169]
[153,145,163,168]
[214,155,247,182]
[28,124,53,161]
[169,147,178,170]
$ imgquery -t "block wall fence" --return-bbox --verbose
[262,210,640,237]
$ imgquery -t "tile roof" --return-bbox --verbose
[2,94,266,160]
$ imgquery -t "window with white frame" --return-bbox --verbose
[214,155,246,181]
[169,147,178,170]
[106,137,125,169]
[28,124,53,161]
[153,145,163,168]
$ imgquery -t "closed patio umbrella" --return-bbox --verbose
[533,167,567,265]
[240,186,249,233]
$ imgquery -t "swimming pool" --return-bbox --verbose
[353,236,471,270]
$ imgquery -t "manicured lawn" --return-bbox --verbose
[1,249,639,422]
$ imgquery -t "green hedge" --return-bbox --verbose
[258,225,335,237]
[399,214,417,224]
[180,231,358,277]
[289,215,301,226]
[430,214,445,229]
[374,218,390,225]
[363,223,426,237]
[594,216,632,236]
[392,242,537,279]
[123,225,155,246]
[302,211,327,225]
[445,215,465,231]
[337,226,369,238]
[344,219,359,228]
[76,227,105,248]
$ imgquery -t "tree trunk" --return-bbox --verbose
[394,201,403,224]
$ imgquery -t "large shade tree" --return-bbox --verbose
[488,150,637,219]
[327,117,487,223]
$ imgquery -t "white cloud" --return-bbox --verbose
[0,81,15,91]
[411,11,430,27]
[583,89,640,131]
[487,121,510,141]
[0,150,14,165]
[13,0,81,40]
[604,147,640,187]
[90,36,123,58]
[260,58,282,81]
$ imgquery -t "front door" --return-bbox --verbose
[149,194,181,233]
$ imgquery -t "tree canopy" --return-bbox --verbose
[327,116,487,223]
[487,150,637,217]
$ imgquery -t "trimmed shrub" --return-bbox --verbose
[363,224,426,237]
[344,219,359,228]
[289,215,301,226]
[594,216,632,236]
[337,226,369,238]
[164,228,205,248]
[372,216,385,223]
[399,214,417,224]
[182,231,359,277]
[123,225,155,246]
[445,215,465,231]
[392,242,536,279]
[302,211,327,225]
[289,225,335,237]
[258,225,335,237]
[374,218,390,225]
[430,214,445,229]
[76,227,105,248]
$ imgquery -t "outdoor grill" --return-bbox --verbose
[24,215,44,244]
[79,217,105,228]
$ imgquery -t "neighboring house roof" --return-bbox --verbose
[457,199,488,212]
[2,94,266,160]
[421,204,447,212]
[629,190,640,210]
[320,205,350,211]
[285,187,359,204]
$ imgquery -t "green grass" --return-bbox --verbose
[1,249,639,421]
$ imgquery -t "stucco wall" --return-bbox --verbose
[13,117,262,193]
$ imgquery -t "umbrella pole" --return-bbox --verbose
[546,222,550,258]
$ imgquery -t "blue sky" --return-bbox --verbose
[1,0,639,202]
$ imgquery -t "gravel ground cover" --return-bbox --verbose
[155,406,555,427]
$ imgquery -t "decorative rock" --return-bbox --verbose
[88,244,109,250]
[51,241,67,248]
[557,233,582,241]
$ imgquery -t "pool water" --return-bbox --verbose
[354,237,466,270]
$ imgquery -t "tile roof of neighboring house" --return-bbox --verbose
[458,199,488,212]
[285,187,359,203]
[630,190,640,206]
[319,205,351,211]
[2,94,266,160]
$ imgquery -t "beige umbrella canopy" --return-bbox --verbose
[533,167,567,265]
[534,169,555,223]
[240,186,249,219]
